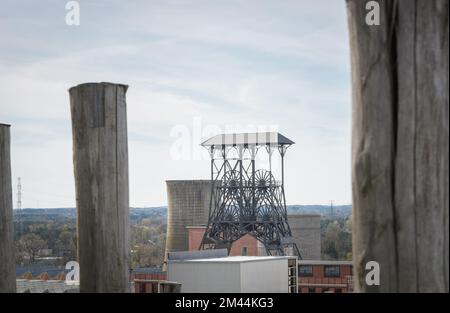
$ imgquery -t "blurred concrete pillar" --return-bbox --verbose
[0,123,16,293]
[69,83,130,293]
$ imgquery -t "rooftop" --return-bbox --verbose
[132,267,165,274]
[297,260,353,266]
[201,132,294,147]
[16,265,68,278]
[16,279,79,293]
[169,256,292,263]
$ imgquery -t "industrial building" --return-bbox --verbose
[132,268,179,293]
[183,215,321,259]
[14,260,353,293]
[165,179,321,259]
[167,252,298,293]
[297,260,353,293]
[187,226,266,256]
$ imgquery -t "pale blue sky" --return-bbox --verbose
[0,0,352,208]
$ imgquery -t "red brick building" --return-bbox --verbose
[297,260,353,293]
[132,268,167,293]
[187,226,263,256]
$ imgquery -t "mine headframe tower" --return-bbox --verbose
[199,132,301,258]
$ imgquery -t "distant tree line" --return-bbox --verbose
[14,210,167,268]
[14,219,77,265]
[14,208,351,267]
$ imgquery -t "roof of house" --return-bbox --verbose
[16,265,68,278]
[16,279,79,293]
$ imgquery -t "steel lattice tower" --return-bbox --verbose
[199,132,301,258]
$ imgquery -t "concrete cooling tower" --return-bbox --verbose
[165,180,212,255]
[288,214,321,260]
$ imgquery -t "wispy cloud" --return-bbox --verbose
[0,0,351,207]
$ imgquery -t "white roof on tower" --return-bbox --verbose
[201,132,294,147]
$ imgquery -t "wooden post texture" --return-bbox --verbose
[347,0,448,292]
[69,82,130,293]
[0,123,16,293]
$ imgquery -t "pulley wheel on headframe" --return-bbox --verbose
[251,169,276,188]
[221,170,241,190]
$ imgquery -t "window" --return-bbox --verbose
[289,267,296,276]
[298,265,313,277]
[324,265,340,277]
[241,246,248,256]
[288,258,297,267]
[308,287,315,293]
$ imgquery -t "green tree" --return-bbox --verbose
[16,233,46,264]
[321,218,352,260]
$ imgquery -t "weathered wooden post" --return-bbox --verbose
[69,82,130,293]
[0,123,16,293]
[347,0,448,292]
